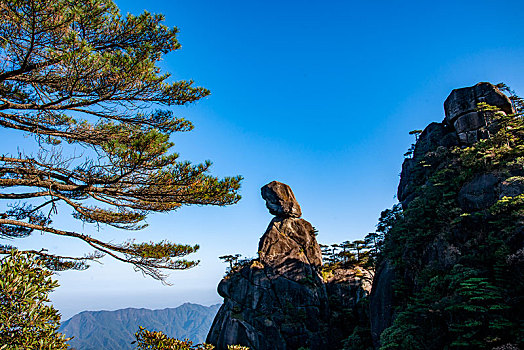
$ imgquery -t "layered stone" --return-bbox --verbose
[376,82,523,348]
[258,217,322,269]
[398,82,515,207]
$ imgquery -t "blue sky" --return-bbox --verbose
[2,0,524,320]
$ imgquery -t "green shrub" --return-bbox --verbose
[0,250,69,349]
[133,327,249,350]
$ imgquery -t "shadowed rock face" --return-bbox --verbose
[371,83,524,348]
[369,261,396,349]
[444,82,514,125]
[444,82,514,145]
[458,173,500,211]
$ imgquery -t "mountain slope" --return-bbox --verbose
[59,303,220,350]
[369,83,524,349]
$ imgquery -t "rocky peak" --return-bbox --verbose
[444,82,514,124]
[373,83,523,348]
[444,82,514,144]
[261,181,302,218]
[398,82,515,207]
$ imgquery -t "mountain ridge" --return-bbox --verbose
[59,302,220,350]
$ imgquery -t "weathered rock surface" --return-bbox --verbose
[324,267,373,347]
[444,82,514,145]
[398,82,515,207]
[444,82,514,124]
[369,260,396,349]
[458,173,500,211]
[207,182,369,350]
[207,182,329,350]
[258,217,322,269]
[207,259,329,350]
[499,176,524,199]
[373,83,522,348]
[413,122,458,158]
[261,181,302,218]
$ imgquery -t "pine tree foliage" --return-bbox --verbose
[0,250,69,349]
[133,327,249,350]
[0,0,242,280]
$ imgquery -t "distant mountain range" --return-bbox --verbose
[59,303,220,350]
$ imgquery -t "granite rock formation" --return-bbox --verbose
[206,182,328,350]
[207,182,369,350]
[261,181,302,218]
[398,82,515,208]
[444,82,514,144]
[370,82,523,348]
[207,83,522,349]
[369,261,395,348]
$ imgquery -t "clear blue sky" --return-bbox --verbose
[2,0,524,320]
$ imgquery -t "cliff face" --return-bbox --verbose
[397,82,515,209]
[370,83,524,349]
[207,181,369,350]
[208,83,523,350]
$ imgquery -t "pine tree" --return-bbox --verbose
[446,277,511,348]
[0,0,242,281]
[219,254,241,273]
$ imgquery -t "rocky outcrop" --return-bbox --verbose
[458,173,500,211]
[444,82,514,145]
[207,182,329,350]
[499,176,524,199]
[207,182,369,350]
[444,82,513,127]
[398,82,515,207]
[443,83,514,120]
[456,172,524,212]
[208,83,523,350]
[261,181,302,218]
[258,217,322,269]
[372,83,523,348]
[324,267,373,347]
[369,261,395,349]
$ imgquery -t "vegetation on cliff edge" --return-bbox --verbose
[377,90,524,349]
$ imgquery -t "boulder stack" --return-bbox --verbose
[207,182,329,350]
[261,181,302,218]
[398,82,516,207]
[444,82,514,144]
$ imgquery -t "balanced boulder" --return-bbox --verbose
[207,181,328,350]
[261,181,302,218]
